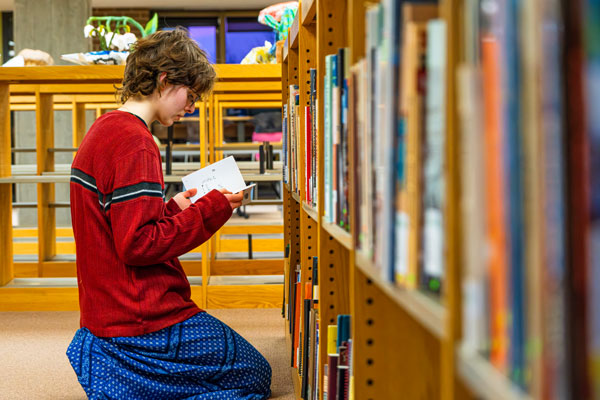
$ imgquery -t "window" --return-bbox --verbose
[158,17,218,63]
[225,18,276,64]
[158,13,276,64]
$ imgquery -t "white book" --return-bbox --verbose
[181,156,255,205]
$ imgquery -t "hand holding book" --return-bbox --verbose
[173,188,198,210]
[181,156,256,206]
[218,188,243,210]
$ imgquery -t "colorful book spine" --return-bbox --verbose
[420,19,447,294]
[481,35,509,372]
[326,324,338,400]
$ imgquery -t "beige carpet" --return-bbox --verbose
[0,308,294,399]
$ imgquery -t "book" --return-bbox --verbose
[301,298,312,398]
[457,64,489,356]
[181,156,256,205]
[327,324,339,400]
[420,19,447,294]
[481,34,509,373]
[564,0,591,397]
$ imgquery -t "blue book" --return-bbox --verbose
[336,314,351,349]
[503,0,526,388]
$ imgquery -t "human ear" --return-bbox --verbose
[157,72,168,96]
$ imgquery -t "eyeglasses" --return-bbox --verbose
[187,87,201,107]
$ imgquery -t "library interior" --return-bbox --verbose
[0,0,598,399]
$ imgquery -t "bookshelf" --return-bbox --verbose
[0,64,286,311]
[281,0,594,399]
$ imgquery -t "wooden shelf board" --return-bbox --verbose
[289,14,299,49]
[354,251,446,339]
[222,116,254,121]
[301,0,316,26]
[291,191,301,203]
[321,217,353,250]
[0,64,281,84]
[216,143,283,151]
[283,38,289,62]
[457,346,533,400]
[301,201,319,221]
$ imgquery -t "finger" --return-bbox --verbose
[219,188,232,195]
[185,188,197,197]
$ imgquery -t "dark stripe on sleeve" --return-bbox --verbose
[105,181,164,211]
[70,168,98,194]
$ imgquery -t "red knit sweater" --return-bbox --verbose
[70,110,232,337]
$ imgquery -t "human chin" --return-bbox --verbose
[157,116,175,126]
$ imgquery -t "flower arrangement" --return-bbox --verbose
[83,13,158,51]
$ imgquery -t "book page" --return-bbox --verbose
[181,156,255,204]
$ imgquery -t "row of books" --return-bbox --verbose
[282,0,600,397]
[284,245,354,400]
[283,71,319,209]
[460,0,600,398]
[306,69,318,208]
[282,53,351,225]
[286,251,320,399]
[283,85,300,194]
[323,49,351,230]
[351,1,445,295]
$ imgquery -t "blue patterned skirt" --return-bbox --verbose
[66,312,272,399]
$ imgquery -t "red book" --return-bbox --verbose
[305,106,312,203]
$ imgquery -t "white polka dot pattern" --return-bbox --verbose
[66,312,272,399]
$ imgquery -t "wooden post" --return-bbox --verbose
[0,83,13,285]
[208,94,216,164]
[441,0,464,398]
[201,242,209,309]
[36,90,56,271]
[199,101,207,168]
[71,101,86,157]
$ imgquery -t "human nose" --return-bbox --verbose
[185,100,196,114]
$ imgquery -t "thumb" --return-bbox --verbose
[184,188,197,198]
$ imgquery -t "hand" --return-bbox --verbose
[219,188,243,210]
[173,188,197,210]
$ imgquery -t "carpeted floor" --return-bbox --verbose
[0,308,294,399]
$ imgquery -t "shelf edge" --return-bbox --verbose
[457,346,533,400]
[301,0,316,26]
[289,15,299,48]
[354,251,446,339]
[302,201,319,221]
[291,191,301,203]
[321,217,353,250]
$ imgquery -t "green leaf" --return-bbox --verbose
[144,13,158,36]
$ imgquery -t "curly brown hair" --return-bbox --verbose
[117,27,215,103]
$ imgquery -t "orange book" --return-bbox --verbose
[481,36,509,372]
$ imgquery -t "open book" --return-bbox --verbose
[181,156,256,205]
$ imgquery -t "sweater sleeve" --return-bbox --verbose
[164,197,183,217]
[107,149,233,266]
